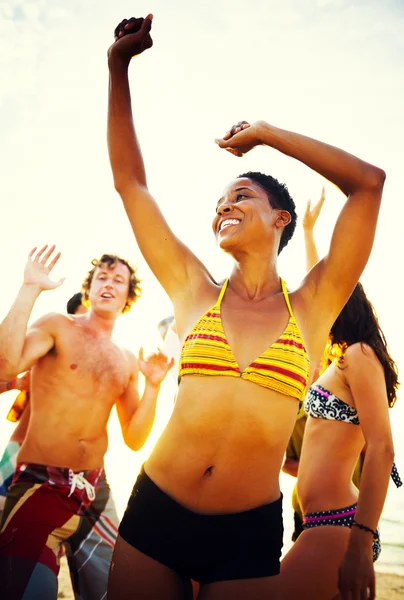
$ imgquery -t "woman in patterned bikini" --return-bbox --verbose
[281,192,400,600]
[106,14,387,600]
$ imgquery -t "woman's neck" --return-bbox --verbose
[228,258,281,301]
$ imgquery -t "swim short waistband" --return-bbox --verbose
[119,466,284,584]
[14,462,105,504]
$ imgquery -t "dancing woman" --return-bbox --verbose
[281,191,400,600]
[106,15,386,600]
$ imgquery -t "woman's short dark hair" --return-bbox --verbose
[329,282,399,407]
[238,171,297,254]
[81,254,141,314]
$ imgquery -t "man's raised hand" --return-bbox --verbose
[138,347,174,388]
[108,15,153,63]
[24,245,64,291]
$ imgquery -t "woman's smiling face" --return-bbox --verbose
[212,177,281,255]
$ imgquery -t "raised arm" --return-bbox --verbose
[107,16,208,299]
[302,187,325,272]
[116,349,174,451]
[216,121,385,323]
[0,246,63,379]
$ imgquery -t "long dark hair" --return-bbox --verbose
[329,282,399,407]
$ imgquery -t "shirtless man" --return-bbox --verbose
[0,245,173,600]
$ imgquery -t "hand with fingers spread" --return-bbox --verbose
[24,245,64,292]
[138,347,175,388]
[302,187,326,232]
[108,15,153,63]
[303,188,326,271]
[215,120,266,157]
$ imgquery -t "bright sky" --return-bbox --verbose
[1,0,404,516]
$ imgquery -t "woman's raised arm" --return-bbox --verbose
[216,120,385,325]
[107,16,208,299]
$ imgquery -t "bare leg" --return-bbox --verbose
[198,575,280,600]
[107,535,192,600]
[280,527,350,600]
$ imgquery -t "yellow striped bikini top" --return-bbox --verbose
[179,279,310,401]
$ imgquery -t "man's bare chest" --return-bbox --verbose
[57,329,131,390]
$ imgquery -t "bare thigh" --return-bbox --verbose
[107,535,192,600]
[279,527,350,600]
[198,575,280,600]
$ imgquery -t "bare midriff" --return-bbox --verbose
[19,399,111,471]
[298,416,365,514]
[146,375,300,514]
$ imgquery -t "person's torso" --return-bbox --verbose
[146,278,307,513]
[298,363,364,512]
[19,315,133,470]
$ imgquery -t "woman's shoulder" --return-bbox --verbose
[344,342,380,368]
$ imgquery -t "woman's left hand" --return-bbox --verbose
[215,120,266,157]
[338,544,375,600]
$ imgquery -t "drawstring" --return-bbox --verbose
[68,471,96,501]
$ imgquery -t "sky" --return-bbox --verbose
[0,0,403,528]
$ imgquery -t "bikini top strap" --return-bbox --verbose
[216,279,229,307]
[281,279,296,321]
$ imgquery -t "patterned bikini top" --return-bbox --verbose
[305,383,359,424]
[179,279,310,402]
[305,383,402,488]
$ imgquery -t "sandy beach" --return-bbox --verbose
[375,572,404,599]
[57,556,404,599]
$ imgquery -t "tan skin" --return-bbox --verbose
[281,349,394,600]
[107,15,385,600]
[0,245,173,471]
[0,306,86,447]
[9,404,31,444]
[281,193,395,600]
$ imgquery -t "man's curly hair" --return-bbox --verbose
[81,254,141,314]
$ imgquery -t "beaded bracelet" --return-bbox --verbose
[352,520,377,538]
[6,379,16,391]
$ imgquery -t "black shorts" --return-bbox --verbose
[119,467,283,585]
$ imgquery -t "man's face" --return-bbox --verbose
[89,262,130,317]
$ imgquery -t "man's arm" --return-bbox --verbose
[107,16,209,300]
[0,371,30,395]
[216,121,385,326]
[116,349,174,451]
[0,245,63,379]
[0,379,20,394]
